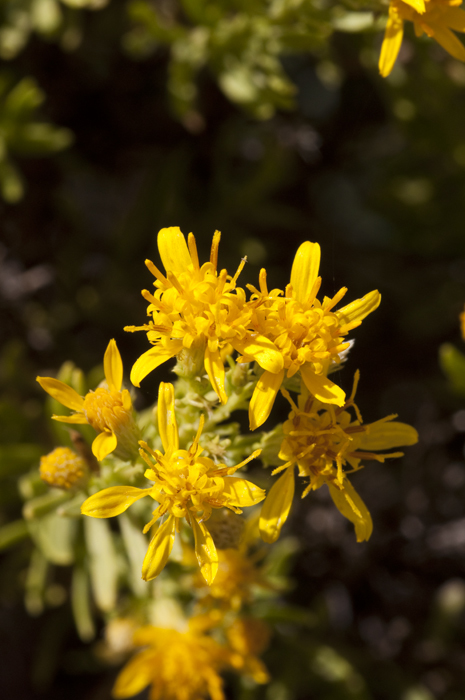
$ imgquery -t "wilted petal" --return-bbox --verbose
[92,430,118,460]
[360,421,419,451]
[81,485,148,518]
[104,339,123,392]
[222,476,266,507]
[142,514,176,581]
[191,517,218,585]
[157,382,179,454]
[204,346,228,404]
[328,478,373,542]
[113,649,154,698]
[249,369,285,430]
[157,227,192,274]
[290,241,321,304]
[130,347,176,387]
[336,290,381,329]
[300,365,345,406]
[36,376,84,411]
[259,466,295,544]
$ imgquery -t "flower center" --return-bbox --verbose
[83,387,128,433]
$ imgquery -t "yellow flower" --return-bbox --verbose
[37,340,140,461]
[81,382,265,584]
[379,0,465,78]
[39,446,88,490]
[125,227,283,404]
[259,372,418,544]
[246,241,381,429]
[112,622,230,700]
[227,618,271,685]
[460,304,465,340]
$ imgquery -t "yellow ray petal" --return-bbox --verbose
[113,649,154,699]
[259,466,295,544]
[191,517,218,585]
[104,339,123,392]
[36,376,84,411]
[81,485,148,518]
[430,23,465,61]
[157,382,179,454]
[204,346,228,404]
[130,347,177,387]
[290,241,321,304]
[442,8,465,32]
[249,368,285,431]
[328,478,373,542]
[233,335,284,374]
[359,421,418,451]
[92,430,118,460]
[379,11,404,77]
[51,413,88,424]
[300,365,345,406]
[222,477,266,507]
[403,0,425,13]
[157,227,192,274]
[142,514,176,581]
[336,289,381,328]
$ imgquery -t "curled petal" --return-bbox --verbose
[104,339,123,392]
[92,430,118,461]
[300,365,345,406]
[204,346,228,404]
[259,466,295,544]
[249,369,285,431]
[191,517,218,585]
[157,227,192,274]
[157,382,179,454]
[234,335,284,374]
[328,478,373,542]
[222,476,266,508]
[290,241,321,304]
[81,486,148,518]
[336,290,381,329]
[360,421,418,451]
[142,514,176,581]
[113,649,154,698]
[130,347,176,387]
[36,376,84,411]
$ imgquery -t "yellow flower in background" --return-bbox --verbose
[227,618,271,685]
[81,382,265,584]
[246,241,380,430]
[460,304,465,340]
[39,446,88,490]
[37,340,140,461]
[259,372,418,544]
[379,0,465,78]
[125,227,282,404]
[113,621,230,700]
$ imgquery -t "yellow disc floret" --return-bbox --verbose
[40,447,88,490]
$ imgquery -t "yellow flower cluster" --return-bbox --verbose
[126,227,380,431]
[379,0,465,77]
[39,446,88,490]
[81,382,265,584]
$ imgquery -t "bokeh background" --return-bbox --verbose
[2,1,465,699]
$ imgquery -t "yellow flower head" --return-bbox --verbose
[39,446,88,490]
[112,622,230,700]
[259,372,419,544]
[37,340,140,461]
[379,0,465,78]
[81,382,265,584]
[125,227,282,404]
[227,618,271,685]
[246,241,381,429]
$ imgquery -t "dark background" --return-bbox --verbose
[1,4,465,699]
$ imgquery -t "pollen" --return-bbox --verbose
[40,447,88,490]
